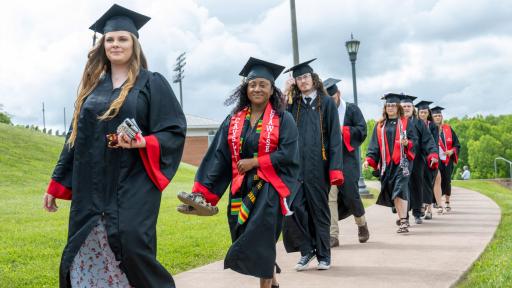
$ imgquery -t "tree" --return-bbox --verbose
[0,112,11,124]
[467,135,503,179]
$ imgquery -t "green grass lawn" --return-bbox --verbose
[0,123,376,287]
[0,124,231,287]
[454,180,512,287]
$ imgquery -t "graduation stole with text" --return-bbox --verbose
[228,103,292,220]
[376,117,414,173]
[438,123,458,165]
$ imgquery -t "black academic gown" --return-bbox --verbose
[437,124,460,196]
[408,117,438,216]
[192,110,299,279]
[48,69,186,288]
[283,94,343,261]
[366,118,418,207]
[422,121,439,204]
[337,102,367,220]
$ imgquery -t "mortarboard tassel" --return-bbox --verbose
[92,32,97,47]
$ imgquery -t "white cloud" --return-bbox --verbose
[1,0,511,132]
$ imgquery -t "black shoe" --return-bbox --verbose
[415,216,423,224]
[330,237,340,248]
[295,252,316,271]
[358,223,370,243]
[391,207,397,214]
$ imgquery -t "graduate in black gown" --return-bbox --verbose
[177,57,299,288]
[399,95,439,225]
[431,106,460,212]
[323,78,369,247]
[282,59,344,271]
[364,94,418,233]
[415,101,443,219]
[43,5,186,287]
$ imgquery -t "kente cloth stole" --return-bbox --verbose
[231,175,265,225]
[228,103,292,218]
[228,106,264,225]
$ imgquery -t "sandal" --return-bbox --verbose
[176,204,197,214]
[397,219,409,233]
[445,202,451,212]
[177,192,219,216]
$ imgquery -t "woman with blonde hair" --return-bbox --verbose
[364,94,417,233]
[42,4,186,287]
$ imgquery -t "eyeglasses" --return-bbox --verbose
[295,73,312,82]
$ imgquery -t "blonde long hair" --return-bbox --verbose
[67,33,148,147]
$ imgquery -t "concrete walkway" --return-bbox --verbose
[174,186,500,288]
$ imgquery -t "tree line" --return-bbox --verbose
[361,115,512,180]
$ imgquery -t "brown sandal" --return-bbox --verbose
[397,219,409,233]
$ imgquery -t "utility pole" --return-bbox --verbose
[289,0,300,65]
[42,102,46,131]
[173,52,186,109]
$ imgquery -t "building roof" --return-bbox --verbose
[185,114,220,129]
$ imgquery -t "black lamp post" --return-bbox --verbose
[345,33,372,198]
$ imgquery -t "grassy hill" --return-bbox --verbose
[0,124,231,287]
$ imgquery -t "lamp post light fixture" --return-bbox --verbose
[345,33,372,198]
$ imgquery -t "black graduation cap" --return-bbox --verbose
[431,106,445,114]
[89,4,151,39]
[283,58,317,78]
[239,57,285,83]
[415,100,433,110]
[398,94,417,103]
[323,78,341,96]
[381,93,402,104]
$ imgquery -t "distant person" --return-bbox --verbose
[416,101,444,218]
[399,95,438,225]
[364,94,418,233]
[177,57,299,288]
[461,166,471,180]
[323,78,370,247]
[431,106,461,212]
[42,5,186,287]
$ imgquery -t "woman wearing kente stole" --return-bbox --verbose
[177,57,299,288]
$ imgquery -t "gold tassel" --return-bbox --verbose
[287,89,293,105]
[322,146,327,161]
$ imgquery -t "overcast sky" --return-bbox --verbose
[1,0,511,132]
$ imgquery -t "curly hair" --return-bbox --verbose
[224,80,285,114]
[288,72,328,102]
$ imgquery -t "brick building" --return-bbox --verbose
[182,114,220,166]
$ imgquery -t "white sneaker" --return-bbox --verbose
[295,253,316,271]
[317,260,331,270]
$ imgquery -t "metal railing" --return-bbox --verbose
[494,157,512,180]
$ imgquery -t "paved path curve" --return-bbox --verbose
[174,186,500,287]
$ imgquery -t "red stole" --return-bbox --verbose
[439,124,458,165]
[376,117,413,165]
[341,126,354,152]
[227,103,291,215]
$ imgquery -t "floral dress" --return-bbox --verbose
[70,219,132,288]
